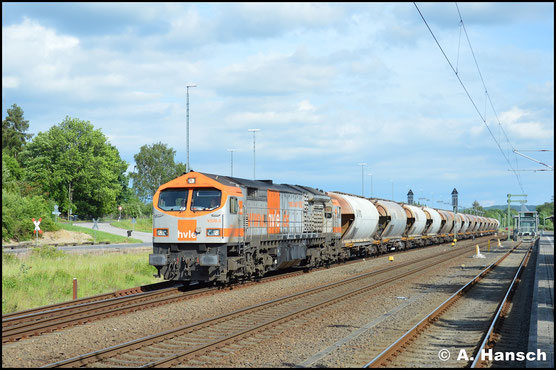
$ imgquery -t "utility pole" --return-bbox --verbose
[186,84,197,172]
[358,163,366,196]
[248,129,260,180]
[227,149,236,177]
[507,194,527,236]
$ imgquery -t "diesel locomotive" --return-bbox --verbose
[149,171,499,283]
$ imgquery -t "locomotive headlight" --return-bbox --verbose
[206,229,220,236]
[187,178,196,184]
[156,228,169,237]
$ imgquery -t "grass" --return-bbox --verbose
[2,246,160,314]
[109,217,152,234]
[57,222,144,244]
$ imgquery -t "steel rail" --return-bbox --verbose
[43,239,494,368]
[470,241,533,368]
[2,281,175,322]
[2,286,199,342]
[4,234,496,343]
[363,241,525,368]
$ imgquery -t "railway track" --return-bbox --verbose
[42,238,498,368]
[3,235,498,343]
[362,240,532,368]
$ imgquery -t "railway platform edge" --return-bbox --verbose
[527,232,554,368]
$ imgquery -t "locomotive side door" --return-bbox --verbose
[227,196,243,242]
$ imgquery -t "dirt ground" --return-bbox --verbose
[3,229,92,247]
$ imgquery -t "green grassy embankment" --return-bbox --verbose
[2,247,159,314]
[57,222,144,244]
[109,217,152,234]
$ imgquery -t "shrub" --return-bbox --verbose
[2,189,59,241]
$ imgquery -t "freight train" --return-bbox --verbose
[149,171,499,283]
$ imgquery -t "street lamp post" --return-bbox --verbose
[227,149,236,177]
[186,84,197,172]
[358,163,366,196]
[368,173,373,198]
[391,180,394,201]
[248,129,260,180]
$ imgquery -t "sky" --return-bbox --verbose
[2,2,554,209]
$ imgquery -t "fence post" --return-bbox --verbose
[73,278,78,300]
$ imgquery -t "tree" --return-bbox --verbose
[130,142,187,202]
[472,200,484,212]
[537,201,554,230]
[20,116,127,218]
[2,104,33,158]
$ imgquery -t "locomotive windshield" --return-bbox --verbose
[158,188,189,211]
[191,188,222,211]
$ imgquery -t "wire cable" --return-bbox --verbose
[413,2,525,193]
[455,3,525,176]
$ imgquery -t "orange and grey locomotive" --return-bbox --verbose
[149,171,343,283]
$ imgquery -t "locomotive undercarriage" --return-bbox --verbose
[150,233,344,284]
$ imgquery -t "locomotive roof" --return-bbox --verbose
[199,172,327,197]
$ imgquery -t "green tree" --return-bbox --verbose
[20,116,127,218]
[472,200,484,213]
[537,201,554,230]
[130,142,187,202]
[2,104,33,158]
[2,151,23,192]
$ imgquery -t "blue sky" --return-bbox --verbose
[2,2,554,209]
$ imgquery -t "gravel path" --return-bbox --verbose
[2,240,515,368]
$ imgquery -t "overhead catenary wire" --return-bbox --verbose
[454,3,527,175]
[413,2,525,193]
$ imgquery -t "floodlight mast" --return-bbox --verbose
[358,163,367,196]
[186,84,197,172]
[248,129,260,179]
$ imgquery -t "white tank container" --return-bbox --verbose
[456,213,468,234]
[328,192,379,241]
[479,216,487,231]
[451,212,462,234]
[421,206,442,236]
[469,215,480,232]
[459,213,472,233]
[373,199,407,239]
[437,209,455,234]
[402,204,427,237]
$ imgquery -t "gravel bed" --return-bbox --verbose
[1,239,510,368]
[218,244,522,368]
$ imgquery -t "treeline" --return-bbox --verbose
[461,199,554,231]
[2,104,186,242]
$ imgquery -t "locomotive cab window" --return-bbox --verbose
[191,188,222,211]
[158,189,189,211]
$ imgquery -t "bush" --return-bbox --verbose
[117,198,152,219]
[31,245,66,259]
[2,189,60,242]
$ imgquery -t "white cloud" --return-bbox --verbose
[499,106,554,141]
[2,76,19,88]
